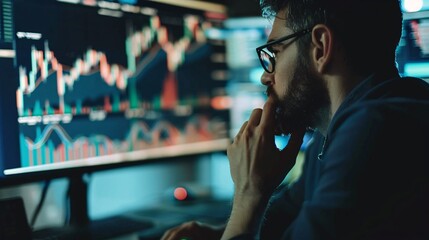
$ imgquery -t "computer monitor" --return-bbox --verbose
[397,10,429,81]
[0,0,229,188]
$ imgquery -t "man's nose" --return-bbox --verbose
[260,71,274,86]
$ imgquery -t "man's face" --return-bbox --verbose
[261,11,330,135]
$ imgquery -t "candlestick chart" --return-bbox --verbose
[11,0,229,170]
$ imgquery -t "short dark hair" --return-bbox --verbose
[260,0,403,76]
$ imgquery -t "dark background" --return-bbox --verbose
[206,0,261,17]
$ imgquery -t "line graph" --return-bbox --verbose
[20,115,226,167]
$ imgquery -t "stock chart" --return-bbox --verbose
[10,0,229,171]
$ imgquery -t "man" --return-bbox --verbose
[162,0,429,239]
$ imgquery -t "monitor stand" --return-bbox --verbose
[68,174,89,226]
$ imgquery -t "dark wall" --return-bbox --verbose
[227,0,261,17]
[205,0,261,17]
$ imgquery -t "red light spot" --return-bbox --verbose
[174,187,188,201]
[211,96,232,110]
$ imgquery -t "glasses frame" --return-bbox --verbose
[256,28,312,73]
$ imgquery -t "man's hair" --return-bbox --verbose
[260,0,403,76]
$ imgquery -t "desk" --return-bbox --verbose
[32,199,232,240]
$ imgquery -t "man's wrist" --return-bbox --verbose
[221,194,270,240]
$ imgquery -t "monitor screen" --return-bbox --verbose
[397,10,429,81]
[0,0,229,184]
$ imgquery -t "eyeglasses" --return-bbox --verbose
[256,28,312,73]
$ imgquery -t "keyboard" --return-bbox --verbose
[32,215,153,240]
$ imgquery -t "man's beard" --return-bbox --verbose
[270,53,330,135]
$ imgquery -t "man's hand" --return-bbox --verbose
[161,221,225,240]
[228,98,304,199]
[221,99,304,239]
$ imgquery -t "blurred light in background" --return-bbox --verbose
[173,187,188,201]
[249,68,265,84]
[402,0,429,12]
[404,62,429,77]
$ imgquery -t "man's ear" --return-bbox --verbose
[310,24,334,74]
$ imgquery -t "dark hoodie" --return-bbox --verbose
[236,70,429,240]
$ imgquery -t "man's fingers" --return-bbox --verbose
[160,222,198,240]
[160,226,178,240]
[260,98,276,131]
[237,121,248,136]
[247,108,263,127]
[233,121,248,143]
[233,108,261,143]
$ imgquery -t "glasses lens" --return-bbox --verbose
[259,49,274,73]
